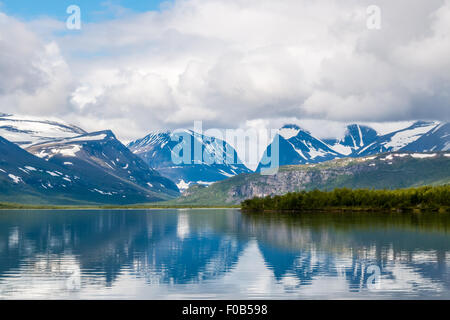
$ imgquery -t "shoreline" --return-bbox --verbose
[0,203,240,210]
[1,205,449,213]
[242,206,450,214]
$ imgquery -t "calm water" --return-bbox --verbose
[1,209,450,299]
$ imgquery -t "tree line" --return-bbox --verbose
[241,185,450,212]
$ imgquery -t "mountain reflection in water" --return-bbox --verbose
[0,209,449,299]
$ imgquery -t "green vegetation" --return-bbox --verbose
[241,185,450,212]
[173,152,450,206]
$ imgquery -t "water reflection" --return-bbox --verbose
[0,209,449,299]
[242,212,450,298]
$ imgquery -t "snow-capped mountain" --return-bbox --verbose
[324,124,378,156]
[2,112,447,203]
[128,130,252,190]
[0,114,180,204]
[257,121,448,170]
[0,135,178,205]
[257,124,341,171]
[0,113,85,147]
[26,130,179,199]
[401,122,449,152]
[278,124,341,162]
[357,121,442,156]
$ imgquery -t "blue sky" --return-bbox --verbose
[0,0,170,21]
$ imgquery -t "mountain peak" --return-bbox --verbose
[346,123,365,130]
[151,129,172,136]
[281,124,301,130]
[128,128,252,189]
[339,124,378,151]
[411,120,440,128]
[85,130,116,140]
[279,124,309,139]
[0,114,86,147]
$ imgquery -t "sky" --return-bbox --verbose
[0,1,169,21]
[0,0,449,145]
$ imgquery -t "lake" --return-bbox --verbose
[0,209,450,299]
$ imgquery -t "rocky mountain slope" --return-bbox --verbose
[173,152,450,206]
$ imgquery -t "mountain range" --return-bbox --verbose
[0,113,449,205]
[0,114,179,205]
[258,121,448,170]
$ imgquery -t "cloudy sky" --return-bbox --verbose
[0,0,449,143]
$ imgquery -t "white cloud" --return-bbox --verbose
[0,13,73,115]
[0,0,449,142]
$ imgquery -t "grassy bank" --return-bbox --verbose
[241,185,450,213]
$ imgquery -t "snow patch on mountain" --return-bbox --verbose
[410,153,437,159]
[35,145,82,159]
[0,114,85,147]
[384,122,440,151]
[328,143,353,156]
[279,126,301,140]
[357,124,364,147]
[176,180,190,191]
[308,146,330,159]
[196,181,215,186]
[64,133,108,143]
[8,174,22,184]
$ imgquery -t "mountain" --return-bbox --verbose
[324,124,378,156]
[257,124,340,172]
[0,134,178,205]
[171,152,450,206]
[0,113,85,147]
[394,122,449,152]
[24,131,179,203]
[357,121,442,156]
[0,135,74,204]
[0,114,180,204]
[258,121,447,170]
[128,130,252,190]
